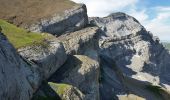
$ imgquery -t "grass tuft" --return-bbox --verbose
[0,19,52,49]
[48,82,71,96]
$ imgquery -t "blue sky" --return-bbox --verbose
[71,0,170,41]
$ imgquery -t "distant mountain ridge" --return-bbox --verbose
[162,42,170,51]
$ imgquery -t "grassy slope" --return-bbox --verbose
[0,0,76,27]
[0,19,52,49]
[0,0,76,49]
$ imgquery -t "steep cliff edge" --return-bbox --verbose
[0,23,67,100]
[18,39,67,79]
[0,19,67,80]
[27,4,88,35]
[0,32,41,100]
[0,30,67,100]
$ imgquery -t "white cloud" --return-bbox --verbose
[155,6,170,12]
[71,0,138,17]
[145,12,170,41]
[127,6,170,40]
[129,9,170,41]
[129,10,149,23]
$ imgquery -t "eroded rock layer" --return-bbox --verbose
[28,4,88,36]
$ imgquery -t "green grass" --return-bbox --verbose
[0,19,52,49]
[33,82,71,100]
[48,82,71,96]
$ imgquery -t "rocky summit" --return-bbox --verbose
[0,0,170,100]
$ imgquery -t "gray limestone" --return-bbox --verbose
[27,4,88,36]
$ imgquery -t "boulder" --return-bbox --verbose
[18,38,67,79]
[57,26,100,56]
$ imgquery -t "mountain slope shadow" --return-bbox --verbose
[99,55,170,100]
[32,81,61,100]
[49,55,100,99]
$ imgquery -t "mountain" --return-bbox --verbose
[0,0,170,100]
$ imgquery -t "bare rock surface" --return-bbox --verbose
[100,55,170,100]
[90,12,170,99]
[28,4,88,36]
[18,38,67,79]
[49,55,100,100]
[0,32,41,100]
[57,26,100,55]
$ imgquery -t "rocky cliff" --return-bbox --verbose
[90,12,170,87]
[18,38,67,79]
[0,32,41,100]
[1,1,170,100]
[90,13,170,99]
[27,4,88,36]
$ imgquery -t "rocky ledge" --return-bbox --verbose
[27,4,88,36]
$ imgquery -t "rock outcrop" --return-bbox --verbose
[0,32,41,100]
[0,29,67,100]
[57,26,100,55]
[18,38,67,79]
[27,4,88,36]
[48,55,100,100]
[99,55,170,100]
[48,82,85,100]
[90,12,170,99]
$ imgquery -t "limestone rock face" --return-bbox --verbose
[49,55,100,100]
[90,12,170,98]
[0,32,41,100]
[27,4,88,36]
[60,86,85,100]
[99,55,168,100]
[90,12,143,38]
[57,27,100,55]
[18,38,67,79]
